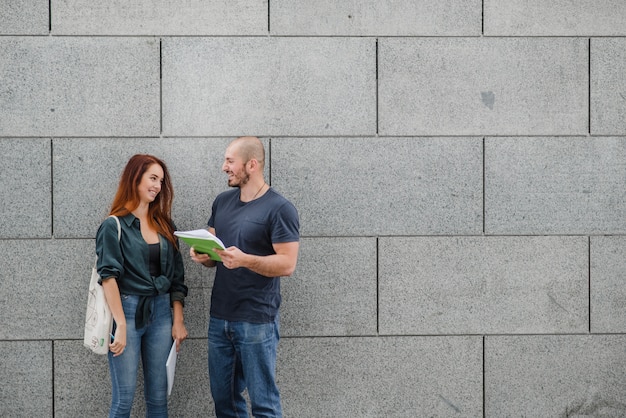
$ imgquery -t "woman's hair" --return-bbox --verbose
[109,154,177,247]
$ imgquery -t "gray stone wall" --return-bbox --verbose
[1,1,625,417]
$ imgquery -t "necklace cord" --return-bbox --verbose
[252,182,266,200]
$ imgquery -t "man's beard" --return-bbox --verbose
[228,169,250,188]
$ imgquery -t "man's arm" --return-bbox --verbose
[217,241,299,278]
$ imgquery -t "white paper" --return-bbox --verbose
[174,229,225,249]
[166,341,177,397]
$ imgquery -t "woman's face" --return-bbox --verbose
[137,163,164,205]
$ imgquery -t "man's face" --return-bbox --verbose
[222,146,249,188]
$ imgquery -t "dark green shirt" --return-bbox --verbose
[96,214,187,327]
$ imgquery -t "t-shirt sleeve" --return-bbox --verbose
[208,195,219,229]
[271,200,300,244]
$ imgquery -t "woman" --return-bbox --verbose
[96,154,188,417]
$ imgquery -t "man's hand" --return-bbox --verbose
[190,247,216,268]
[215,247,246,270]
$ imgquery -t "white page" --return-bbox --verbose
[174,229,211,238]
[174,229,225,248]
[165,341,177,397]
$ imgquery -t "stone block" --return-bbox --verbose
[0,234,206,342]
[379,236,588,334]
[52,0,267,35]
[162,38,375,136]
[54,339,211,417]
[591,38,626,135]
[485,335,626,416]
[271,137,482,236]
[278,336,483,416]
[0,0,48,35]
[591,236,626,333]
[2,236,209,339]
[281,238,377,337]
[181,251,216,290]
[0,37,159,137]
[183,285,211,339]
[486,137,626,235]
[53,137,232,238]
[0,138,51,238]
[54,340,111,417]
[0,341,52,417]
[485,0,626,36]
[0,239,94,339]
[271,0,480,36]
[379,38,587,136]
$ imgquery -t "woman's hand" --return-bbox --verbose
[172,321,188,352]
[109,323,127,357]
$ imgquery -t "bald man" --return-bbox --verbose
[191,136,300,418]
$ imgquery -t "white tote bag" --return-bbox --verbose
[83,216,121,354]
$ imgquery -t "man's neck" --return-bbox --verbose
[240,179,267,203]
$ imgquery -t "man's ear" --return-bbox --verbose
[247,158,259,171]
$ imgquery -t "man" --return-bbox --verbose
[191,136,300,418]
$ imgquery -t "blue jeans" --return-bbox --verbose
[108,293,172,418]
[208,316,282,418]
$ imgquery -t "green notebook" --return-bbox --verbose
[174,229,225,261]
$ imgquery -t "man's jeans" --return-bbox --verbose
[108,293,172,418]
[208,316,282,418]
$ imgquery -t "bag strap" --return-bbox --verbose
[109,215,121,242]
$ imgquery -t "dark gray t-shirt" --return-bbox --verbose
[208,188,299,323]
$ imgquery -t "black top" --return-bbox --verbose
[148,243,161,277]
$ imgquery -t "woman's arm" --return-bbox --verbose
[171,300,187,352]
[102,278,126,356]
[169,233,188,351]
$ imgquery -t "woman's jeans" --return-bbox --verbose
[108,293,172,418]
[208,316,282,418]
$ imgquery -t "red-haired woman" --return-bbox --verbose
[96,154,188,417]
